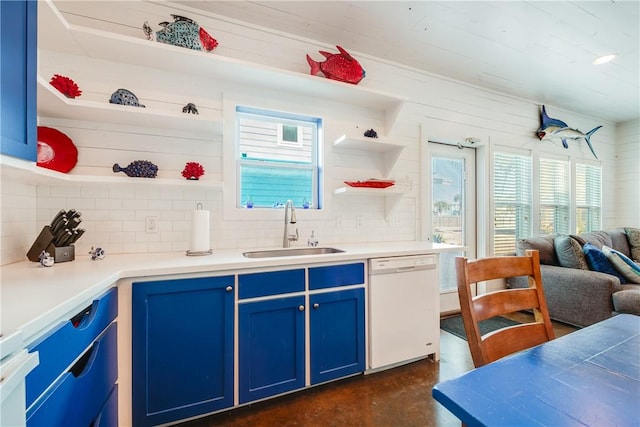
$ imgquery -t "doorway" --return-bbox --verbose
[423,141,476,313]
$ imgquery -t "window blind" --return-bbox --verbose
[539,157,570,235]
[493,152,532,255]
[575,163,602,233]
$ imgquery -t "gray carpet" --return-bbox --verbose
[440,315,520,340]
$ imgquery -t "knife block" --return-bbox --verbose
[26,226,75,263]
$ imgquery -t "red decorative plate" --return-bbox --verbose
[344,180,395,188]
[37,126,78,173]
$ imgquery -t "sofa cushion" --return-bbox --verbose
[554,235,589,270]
[625,227,640,262]
[612,287,640,315]
[516,235,558,266]
[583,243,627,284]
[579,230,612,250]
[603,245,640,284]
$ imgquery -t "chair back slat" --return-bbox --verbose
[472,288,540,321]
[456,249,555,368]
[483,322,551,363]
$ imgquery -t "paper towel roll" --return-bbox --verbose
[190,209,210,252]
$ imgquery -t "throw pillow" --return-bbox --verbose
[554,235,589,270]
[516,236,558,265]
[625,227,640,262]
[582,243,626,284]
[602,245,640,284]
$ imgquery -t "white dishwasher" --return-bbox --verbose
[368,254,440,371]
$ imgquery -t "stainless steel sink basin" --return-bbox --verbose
[242,247,345,258]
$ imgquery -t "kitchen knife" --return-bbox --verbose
[69,229,85,245]
[52,216,68,234]
[68,216,82,231]
[67,210,81,222]
[50,209,66,230]
[55,230,74,247]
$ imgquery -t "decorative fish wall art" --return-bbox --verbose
[113,160,158,178]
[536,105,601,159]
[143,15,218,52]
[306,45,365,85]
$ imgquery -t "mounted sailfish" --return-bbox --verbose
[536,105,601,159]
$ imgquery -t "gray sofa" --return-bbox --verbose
[507,228,640,328]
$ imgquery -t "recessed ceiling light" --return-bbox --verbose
[593,54,617,65]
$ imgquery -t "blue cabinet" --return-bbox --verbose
[238,295,306,403]
[132,276,234,427]
[309,288,365,385]
[238,263,365,403]
[238,269,306,403]
[0,0,37,160]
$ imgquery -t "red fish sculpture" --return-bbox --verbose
[306,45,365,85]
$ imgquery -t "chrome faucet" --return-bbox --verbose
[283,200,299,248]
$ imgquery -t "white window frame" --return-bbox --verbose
[222,93,332,221]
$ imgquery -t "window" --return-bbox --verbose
[236,106,322,209]
[575,163,601,233]
[493,151,532,255]
[539,157,569,235]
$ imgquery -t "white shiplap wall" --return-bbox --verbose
[615,119,640,226]
[0,1,637,266]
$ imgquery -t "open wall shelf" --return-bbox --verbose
[37,77,223,138]
[0,155,223,189]
[38,0,406,133]
[333,186,405,218]
[333,134,405,178]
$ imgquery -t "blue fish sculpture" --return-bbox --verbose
[536,105,601,159]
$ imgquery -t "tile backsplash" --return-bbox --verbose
[1,175,416,266]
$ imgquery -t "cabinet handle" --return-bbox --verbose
[226,286,233,292]
[313,303,319,309]
[298,305,305,312]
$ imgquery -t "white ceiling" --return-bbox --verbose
[175,1,640,124]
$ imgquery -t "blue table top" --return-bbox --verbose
[432,314,640,427]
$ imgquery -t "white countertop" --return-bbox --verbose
[1,242,459,346]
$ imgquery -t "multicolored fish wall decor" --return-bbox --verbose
[143,15,218,52]
[536,105,601,159]
[306,45,365,85]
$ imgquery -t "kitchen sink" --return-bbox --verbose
[242,247,345,258]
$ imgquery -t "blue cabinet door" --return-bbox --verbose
[310,288,365,385]
[132,276,234,427]
[238,296,305,403]
[0,0,37,160]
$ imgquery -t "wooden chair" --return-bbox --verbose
[456,249,555,368]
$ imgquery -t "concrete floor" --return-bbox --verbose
[179,316,577,427]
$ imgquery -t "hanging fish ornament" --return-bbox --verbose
[143,15,218,52]
[306,45,365,85]
[536,105,601,159]
[113,160,158,178]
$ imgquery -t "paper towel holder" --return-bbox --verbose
[186,203,213,256]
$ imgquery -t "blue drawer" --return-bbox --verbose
[26,322,118,427]
[308,263,365,290]
[26,287,117,408]
[239,269,305,299]
[92,384,118,427]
